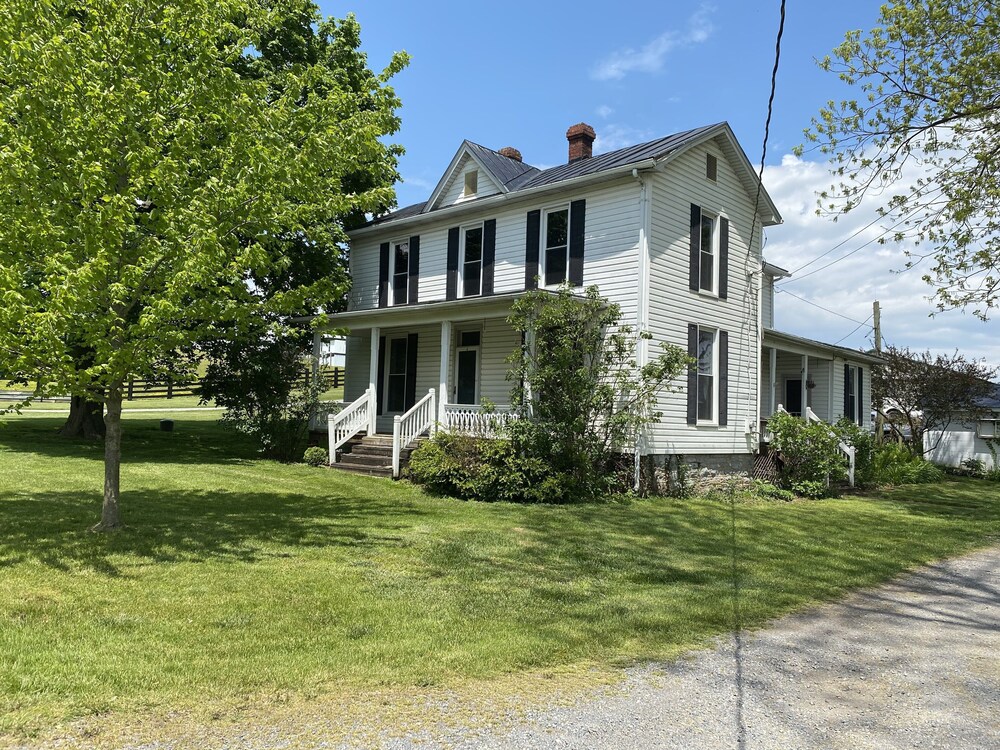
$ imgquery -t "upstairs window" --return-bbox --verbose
[699,213,716,293]
[463,170,478,197]
[543,207,569,286]
[461,224,483,297]
[391,240,409,306]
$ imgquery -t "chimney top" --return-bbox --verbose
[498,146,522,162]
[566,123,596,162]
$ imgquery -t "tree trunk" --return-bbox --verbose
[96,387,123,531]
[59,396,105,439]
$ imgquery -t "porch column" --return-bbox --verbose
[801,355,809,417]
[769,347,777,415]
[438,320,452,425]
[368,326,380,434]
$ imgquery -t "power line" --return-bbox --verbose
[833,314,874,346]
[776,287,874,327]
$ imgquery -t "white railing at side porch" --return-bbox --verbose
[392,389,437,478]
[442,403,515,436]
[328,388,375,465]
[805,407,856,487]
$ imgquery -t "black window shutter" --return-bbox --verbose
[376,335,386,415]
[843,363,851,421]
[408,235,420,305]
[718,330,729,426]
[482,219,496,296]
[568,199,586,286]
[856,367,864,425]
[719,217,729,300]
[525,210,541,290]
[689,204,701,292]
[687,323,698,425]
[378,243,390,308]
[404,333,418,410]
[446,227,459,301]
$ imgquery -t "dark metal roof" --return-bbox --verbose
[976,383,1000,409]
[517,123,722,190]
[764,328,884,364]
[464,140,539,189]
[364,122,725,228]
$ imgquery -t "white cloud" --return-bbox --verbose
[592,6,715,81]
[763,154,1000,369]
[596,105,614,119]
[593,123,655,154]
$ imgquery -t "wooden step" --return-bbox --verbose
[327,463,393,478]
[338,453,393,468]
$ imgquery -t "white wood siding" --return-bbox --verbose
[646,137,761,456]
[830,359,871,428]
[436,155,501,208]
[762,275,775,328]
[348,178,641,319]
[926,419,998,469]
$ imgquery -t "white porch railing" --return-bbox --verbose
[327,388,375,464]
[392,389,437,478]
[806,407,856,487]
[442,403,515,436]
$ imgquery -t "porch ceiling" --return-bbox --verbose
[764,328,882,364]
[313,289,571,333]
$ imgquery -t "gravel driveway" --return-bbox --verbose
[377,545,1000,750]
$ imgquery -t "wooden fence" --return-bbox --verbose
[124,367,345,401]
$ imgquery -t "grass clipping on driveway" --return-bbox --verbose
[1,416,998,741]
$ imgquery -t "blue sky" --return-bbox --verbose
[318,0,1000,368]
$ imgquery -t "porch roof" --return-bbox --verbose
[310,289,569,333]
[764,328,883,364]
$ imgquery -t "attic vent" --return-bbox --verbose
[498,146,522,162]
[706,154,718,181]
[464,170,478,197]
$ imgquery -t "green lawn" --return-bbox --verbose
[0,416,998,740]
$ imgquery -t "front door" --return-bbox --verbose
[385,336,410,413]
[785,379,802,416]
[454,330,481,404]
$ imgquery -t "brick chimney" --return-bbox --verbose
[566,123,596,162]
[498,146,522,162]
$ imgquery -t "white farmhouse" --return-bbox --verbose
[318,122,878,477]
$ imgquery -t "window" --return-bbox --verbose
[845,366,856,422]
[978,420,998,438]
[699,213,716,293]
[390,240,409,305]
[543,207,569,286]
[460,224,483,297]
[697,327,716,422]
[463,170,478,197]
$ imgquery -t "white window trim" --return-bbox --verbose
[388,238,409,307]
[698,210,720,296]
[977,419,999,439]
[458,222,484,299]
[696,325,718,425]
[541,204,571,289]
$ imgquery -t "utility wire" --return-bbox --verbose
[833,314,874,346]
[776,287,874,327]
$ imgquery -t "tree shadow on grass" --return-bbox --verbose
[0,416,261,466]
[0,487,427,577]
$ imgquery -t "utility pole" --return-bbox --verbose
[873,300,884,445]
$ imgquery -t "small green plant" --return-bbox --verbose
[961,457,987,477]
[749,480,795,502]
[873,444,944,485]
[790,479,828,499]
[303,446,328,467]
[834,418,877,487]
[768,411,847,489]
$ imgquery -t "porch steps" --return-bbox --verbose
[329,434,427,478]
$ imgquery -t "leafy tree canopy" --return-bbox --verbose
[802,0,1000,318]
[0,0,407,527]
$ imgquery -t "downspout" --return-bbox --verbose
[633,167,653,491]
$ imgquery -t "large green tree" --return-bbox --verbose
[0,0,407,528]
[803,1,1000,318]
